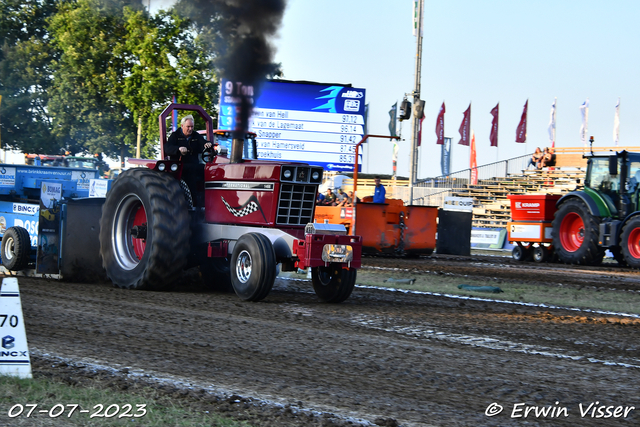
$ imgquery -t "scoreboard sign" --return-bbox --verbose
[218,79,366,172]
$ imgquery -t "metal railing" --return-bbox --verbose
[410,153,532,206]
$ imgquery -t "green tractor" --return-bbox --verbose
[552,150,640,267]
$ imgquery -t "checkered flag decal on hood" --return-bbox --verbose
[221,195,267,222]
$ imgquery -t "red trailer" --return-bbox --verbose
[507,194,561,262]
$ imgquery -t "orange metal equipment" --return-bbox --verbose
[315,201,437,256]
[314,134,438,256]
[507,194,561,262]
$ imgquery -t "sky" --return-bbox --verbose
[151,0,640,178]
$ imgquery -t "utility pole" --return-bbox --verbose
[409,0,424,204]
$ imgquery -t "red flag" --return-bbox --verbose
[458,104,471,146]
[516,99,528,143]
[470,130,478,185]
[435,102,446,145]
[490,103,499,147]
[417,114,425,146]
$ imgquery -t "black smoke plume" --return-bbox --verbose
[174,0,286,134]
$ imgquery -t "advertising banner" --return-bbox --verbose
[36,182,62,274]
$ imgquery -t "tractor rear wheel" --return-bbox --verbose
[551,198,604,265]
[99,168,190,290]
[230,233,276,301]
[1,226,31,271]
[312,264,357,303]
[620,216,640,268]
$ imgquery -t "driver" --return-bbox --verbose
[165,115,212,208]
[165,115,212,162]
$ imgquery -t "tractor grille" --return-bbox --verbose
[277,184,316,225]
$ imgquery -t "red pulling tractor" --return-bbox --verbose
[99,104,362,302]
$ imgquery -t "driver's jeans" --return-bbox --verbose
[182,163,205,208]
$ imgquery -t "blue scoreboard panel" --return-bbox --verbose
[219,79,366,172]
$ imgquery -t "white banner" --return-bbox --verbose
[443,197,474,212]
[580,99,589,147]
[613,98,620,146]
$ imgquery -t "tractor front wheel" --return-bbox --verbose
[551,199,603,265]
[312,264,357,303]
[230,233,276,301]
[1,226,31,271]
[99,168,190,290]
[620,216,640,268]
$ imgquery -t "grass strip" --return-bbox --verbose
[0,374,253,427]
[356,268,640,316]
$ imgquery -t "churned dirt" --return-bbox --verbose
[3,253,640,427]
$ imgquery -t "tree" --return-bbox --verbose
[120,8,218,159]
[47,0,144,159]
[1,0,229,160]
[0,0,61,153]
[49,0,220,161]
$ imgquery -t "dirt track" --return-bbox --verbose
[4,254,640,426]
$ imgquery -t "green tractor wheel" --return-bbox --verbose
[551,198,604,266]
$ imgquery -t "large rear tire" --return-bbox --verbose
[99,168,190,290]
[1,226,31,271]
[620,216,640,268]
[551,198,604,265]
[312,264,357,303]
[230,233,276,301]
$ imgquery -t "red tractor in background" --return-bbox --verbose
[99,104,362,303]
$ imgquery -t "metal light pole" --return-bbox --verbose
[409,0,424,205]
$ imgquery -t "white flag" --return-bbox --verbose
[579,99,589,147]
[412,0,423,36]
[548,98,557,148]
[613,98,620,146]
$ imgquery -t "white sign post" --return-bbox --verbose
[0,278,32,378]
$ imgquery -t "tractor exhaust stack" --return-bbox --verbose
[230,138,244,164]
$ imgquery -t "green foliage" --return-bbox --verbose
[0,0,61,152]
[120,8,218,159]
[0,0,220,160]
[48,0,142,158]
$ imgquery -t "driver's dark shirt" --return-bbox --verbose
[165,128,207,164]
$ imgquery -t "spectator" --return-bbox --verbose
[527,147,543,169]
[325,188,337,206]
[336,188,349,206]
[372,176,386,203]
[316,191,326,205]
[346,191,359,206]
[540,147,556,168]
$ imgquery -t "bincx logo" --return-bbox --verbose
[2,335,15,349]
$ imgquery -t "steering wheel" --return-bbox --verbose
[201,146,215,163]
